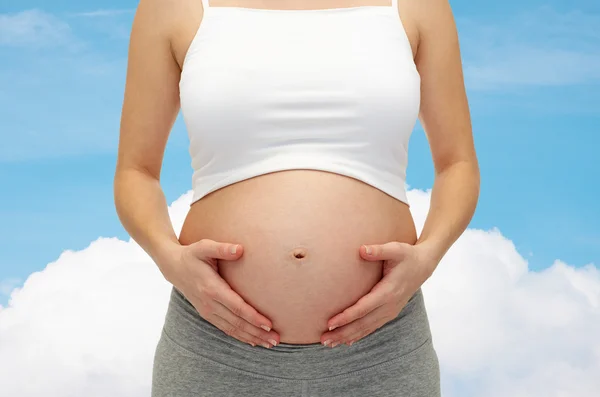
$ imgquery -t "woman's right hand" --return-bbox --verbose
[166,239,280,349]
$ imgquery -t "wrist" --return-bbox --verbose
[153,239,184,282]
[414,239,446,278]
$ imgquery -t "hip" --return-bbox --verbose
[158,285,436,379]
[153,286,440,396]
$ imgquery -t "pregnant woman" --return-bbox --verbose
[114,0,479,395]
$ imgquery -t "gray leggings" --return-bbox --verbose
[152,286,440,397]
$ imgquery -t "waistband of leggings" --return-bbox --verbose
[163,285,432,380]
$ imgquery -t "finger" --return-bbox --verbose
[343,309,392,345]
[193,239,244,261]
[212,300,279,347]
[209,312,273,349]
[346,326,377,346]
[326,281,392,331]
[209,281,275,335]
[360,242,407,262]
[323,306,388,346]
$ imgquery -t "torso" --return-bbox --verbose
[170,0,421,344]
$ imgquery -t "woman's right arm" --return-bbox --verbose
[113,0,279,348]
[113,0,182,281]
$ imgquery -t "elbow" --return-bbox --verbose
[112,165,141,217]
[459,155,480,197]
[435,152,479,180]
[464,156,481,208]
[435,153,481,201]
[113,164,160,208]
[113,167,128,221]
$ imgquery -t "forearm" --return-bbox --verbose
[113,167,182,279]
[415,159,480,275]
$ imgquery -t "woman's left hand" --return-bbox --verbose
[321,241,437,348]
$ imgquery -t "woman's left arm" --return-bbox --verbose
[321,0,479,347]
[411,0,480,273]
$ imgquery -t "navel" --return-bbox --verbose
[290,247,308,260]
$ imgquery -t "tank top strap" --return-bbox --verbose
[390,0,398,9]
[201,0,210,10]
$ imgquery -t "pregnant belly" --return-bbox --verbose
[178,170,417,344]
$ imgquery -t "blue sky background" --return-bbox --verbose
[1,0,598,303]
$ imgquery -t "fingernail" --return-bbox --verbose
[365,245,373,255]
[331,341,341,348]
[261,325,271,332]
[268,339,277,346]
[329,325,337,331]
[262,342,271,349]
[230,245,238,255]
[323,339,333,346]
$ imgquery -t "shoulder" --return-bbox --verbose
[132,0,202,67]
[397,0,458,56]
[414,0,457,40]
[399,0,455,25]
[132,0,199,43]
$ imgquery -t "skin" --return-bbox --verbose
[320,0,480,347]
[114,0,479,349]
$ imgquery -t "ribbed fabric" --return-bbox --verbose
[179,0,420,206]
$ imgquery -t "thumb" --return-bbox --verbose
[360,241,409,262]
[190,238,244,261]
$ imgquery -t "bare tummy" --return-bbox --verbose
[178,171,417,343]
[171,0,420,344]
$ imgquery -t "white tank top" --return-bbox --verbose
[180,0,420,206]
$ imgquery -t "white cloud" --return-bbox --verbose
[0,10,74,48]
[461,7,600,90]
[0,189,598,396]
